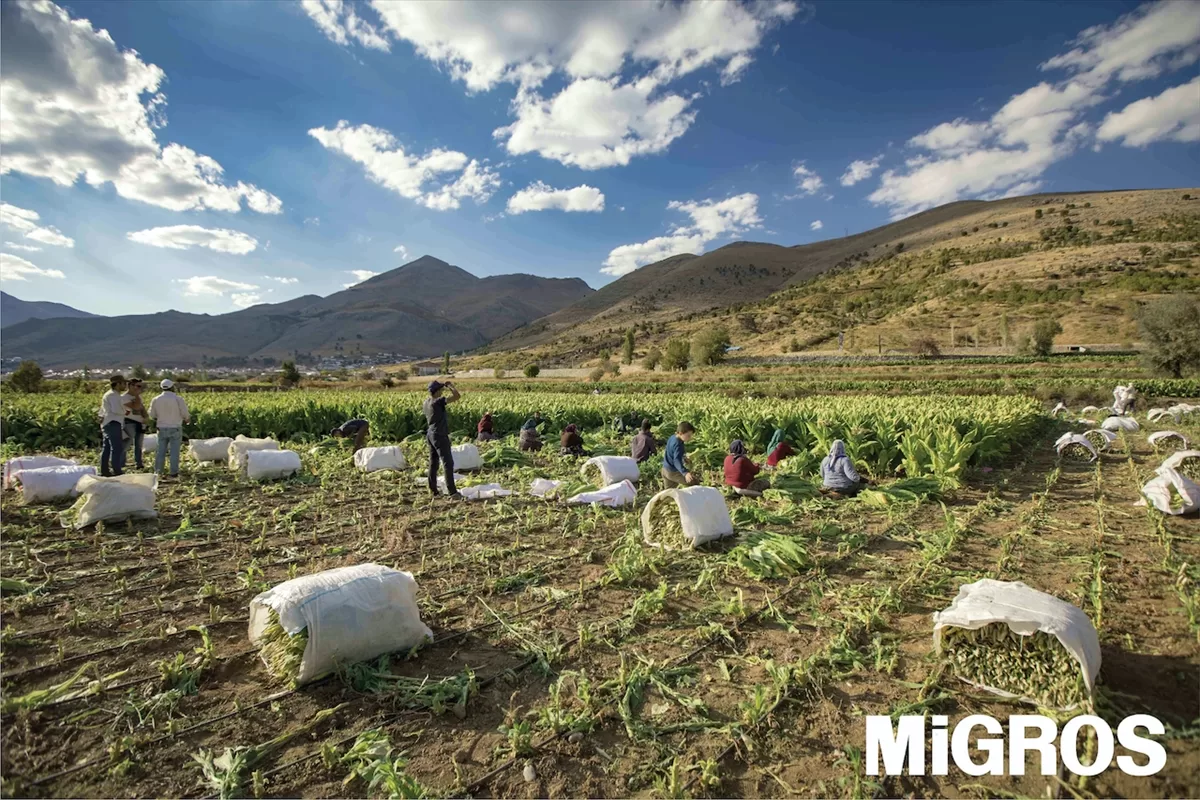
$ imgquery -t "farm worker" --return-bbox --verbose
[123,378,148,470]
[519,412,543,452]
[766,427,795,468]
[521,412,542,431]
[724,440,770,496]
[149,379,190,478]
[330,419,370,453]
[477,412,498,442]
[560,424,587,457]
[662,421,700,487]
[820,439,865,497]
[98,375,128,477]
[630,419,658,463]
[423,381,461,498]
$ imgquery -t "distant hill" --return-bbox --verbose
[485,188,1199,364]
[1,292,98,328]
[3,257,593,368]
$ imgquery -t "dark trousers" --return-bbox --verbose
[427,431,457,496]
[125,420,144,469]
[352,423,369,453]
[101,421,125,476]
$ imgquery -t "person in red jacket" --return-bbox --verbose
[477,411,498,442]
[766,440,795,468]
[724,440,770,496]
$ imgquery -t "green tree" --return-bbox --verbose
[494,368,506,380]
[690,326,731,367]
[662,339,690,371]
[788,337,801,353]
[1030,319,1063,357]
[588,367,605,382]
[442,351,451,373]
[279,360,302,388]
[622,329,635,365]
[131,364,151,380]
[1138,296,1200,378]
[523,364,540,378]
[8,360,43,393]
[1034,209,1043,219]
[641,348,662,371]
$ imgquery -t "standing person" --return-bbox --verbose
[560,424,586,457]
[330,418,370,453]
[662,422,699,487]
[477,412,498,442]
[724,440,770,496]
[149,379,190,478]
[820,439,865,497]
[630,419,658,463]
[423,381,461,498]
[98,375,128,477]
[123,378,148,470]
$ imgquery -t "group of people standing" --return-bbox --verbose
[97,375,190,477]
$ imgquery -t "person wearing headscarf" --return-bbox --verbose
[560,423,587,457]
[519,412,544,451]
[724,439,770,495]
[820,439,865,496]
[477,411,498,442]
[765,428,795,468]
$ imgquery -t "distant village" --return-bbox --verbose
[0,352,449,381]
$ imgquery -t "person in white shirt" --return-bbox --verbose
[123,378,148,470]
[97,375,128,476]
[149,379,190,477]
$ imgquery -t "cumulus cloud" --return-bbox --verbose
[343,269,378,287]
[393,244,409,260]
[1097,74,1200,146]
[231,292,262,308]
[839,156,882,187]
[810,220,823,230]
[0,253,65,281]
[4,241,41,252]
[264,275,300,285]
[0,203,74,247]
[301,0,389,51]
[0,1,281,214]
[310,121,500,210]
[506,182,606,214]
[791,163,824,195]
[602,192,761,276]
[176,276,260,298]
[127,225,258,254]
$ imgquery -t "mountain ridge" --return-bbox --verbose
[1,292,99,328]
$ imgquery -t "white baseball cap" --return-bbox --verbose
[160,379,174,389]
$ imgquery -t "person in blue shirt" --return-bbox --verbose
[662,421,699,487]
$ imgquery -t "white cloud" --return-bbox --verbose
[231,292,262,308]
[1097,75,1200,146]
[304,216,320,227]
[5,241,41,252]
[0,253,65,281]
[393,244,409,260]
[0,1,281,214]
[301,0,389,51]
[907,119,990,154]
[506,182,606,214]
[310,121,500,210]
[791,163,823,195]
[264,275,300,285]
[176,276,260,298]
[0,203,75,247]
[127,225,258,254]
[810,220,823,230]
[343,269,378,287]
[839,156,882,187]
[602,192,761,276]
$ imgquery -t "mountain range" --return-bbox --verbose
[2,257,592,368]
[1,292,99,329]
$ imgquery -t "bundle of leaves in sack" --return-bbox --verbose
[940,623,1088,709]
[1058,440,1095,462]
[258,609,309,686]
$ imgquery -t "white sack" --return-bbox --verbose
[353,446,407,473]
[641,486,734,550]
[416,473,467,492]
[248,564,432,686]
[1160,449,1200,473]
[1101,416,1139,432]
[1054,434,1097,462]
[229,435,279,470]
[1168,403,1197,417]
[1079,406,1100,415]
[529,478,562,497]
[15,465,96,504]
[568,479,636,508]
[4,455,76,489]
[1145,408,1175,424]
[1083,429,1118,451]
[581,455,640,486]
[1050,402,1067,416]
[933,579,1101,707]
[460,483,513,500]
[450,443,482,471]
[247,449,302,481]
[190,437,233,463]
[1148,430,1188,449]
[142,434,158,454]
[1136,468,1200,515]
[63,473,157,529]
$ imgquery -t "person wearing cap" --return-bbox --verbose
[149,379,190,478]
[423,380,462,498]
[330,418,370,453]
[97,375,128,476]
[123,378,148,470]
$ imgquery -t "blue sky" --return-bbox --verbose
[1,0,1197,316]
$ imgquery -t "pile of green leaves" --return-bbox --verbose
[941,624,1088,709]
[258,609,308,686]
[728,532,810,579]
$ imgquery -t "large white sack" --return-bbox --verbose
[229,435,279,470]
[641,486,734,550]
[581,455,640,486]
[1050,402,1067,417]
[450,443,482,471]
[1146,408,1174,424]
[62,473,157,529]
[15,465,97,504]
[568,479,636,508]
[529,478,562,497]
[1160,449,1200,473]
[460,483,513,500]
[1054,434,1097,463]
[1079,406,1101,415]
[247,449,302,481]
[1082,428,1118,451]
[933,579,1100,708]
[4,456,76,489]
[1168,403,1197,417]
[190,437,233,463]
[248,564,432,686]
[1136,468,1200,515]
[1148,430,1188,450]
[142,433,158,454]
[353,446,407,473]
[1101,415,1139,432]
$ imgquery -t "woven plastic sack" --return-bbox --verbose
[1101,415,1139,432]
[1160,449,1200,473]
[641,486,734,550]
[62,473,158,529]
[353,446,407,473]
[581,455,640,486]
[460,483,513,500]
[1168,403,1197,417]
[1050,402,1067,417]
[1136,468,1200,515]
[933,579,1101,707]
[15,465,96,504]
[568,479,636,508]
[247,449,301,481]
[529,478,562,497]
[229,436,279,470]
[190,437,233,463]
[450,443,482,471]
[1079,405,1101,415]
[142,434,158,454]
[4,455,76,489]
[1082,428,1118,451]
[248,564,432,686]
[1054,433,1097,463]
[1148,430,1188,450]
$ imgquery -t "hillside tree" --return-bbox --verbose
[279,360,302,388]
[442,351,451,373]
[1030,319,1063,357]
[691,326,731,367]
[641,348,662,371]
[524,364,540,378]
[662,339,691,371]
[1138,296,1200,377]
[622,329,635,365]
[8,360,43,393]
